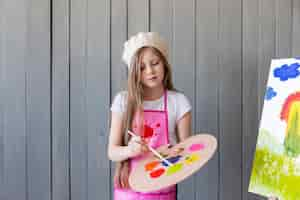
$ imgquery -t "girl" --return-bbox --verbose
[108,32,192,200]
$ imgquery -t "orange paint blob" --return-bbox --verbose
[145,161,160,171]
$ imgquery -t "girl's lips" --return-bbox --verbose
[148,76,157,80]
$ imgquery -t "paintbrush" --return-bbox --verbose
[127,130,173,167]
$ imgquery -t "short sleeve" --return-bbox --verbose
[176,93,192,123]
[110,91,127,115]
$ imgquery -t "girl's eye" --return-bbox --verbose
[152,61,159,66]
[141,66,145,71]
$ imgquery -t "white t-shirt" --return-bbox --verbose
[110,90,192,144]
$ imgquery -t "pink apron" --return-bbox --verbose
[114,90,177,200]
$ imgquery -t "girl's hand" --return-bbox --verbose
[114,161,130,189]
[113,162,122,188]
[127,136,148,158]
[115,161,130,189]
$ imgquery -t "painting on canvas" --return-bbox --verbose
[249,58,300,199]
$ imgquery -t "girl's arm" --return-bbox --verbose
[176,111,192,142]
[108,111,146,162]
[107,112,131,162]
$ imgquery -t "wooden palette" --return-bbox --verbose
[128,133,217,192]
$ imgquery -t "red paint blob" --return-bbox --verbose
[143,124,154,138]
[150,168,165,178]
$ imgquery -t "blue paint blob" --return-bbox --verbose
[273,63,300,81]
[162,155,182,166]
[265,87,277,100]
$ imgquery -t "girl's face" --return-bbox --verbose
[139,48,165,90]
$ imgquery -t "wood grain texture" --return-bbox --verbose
[52,0,70,199]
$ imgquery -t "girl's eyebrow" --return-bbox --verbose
[150,57,159,62]
[141,58,159,64]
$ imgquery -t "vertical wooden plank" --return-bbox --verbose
[1,0,27,200]
[219,0,242,199]
[172,0,196,199]
[275,0,292,58]
[258,0,275,115]
[150,0,173,65]
[254,1,276,198]
[86,0,110,199]
[71,0,111,199]
[53,0,70,199]
[70,0,88,198]
[2,1,51,199]
[0,0,4,198]
[195,0,219,200]
[110,0,127,198]
[26,0,51,199]
[111,0,127,96]
[292,0,300,57]
[128,0,149,36]
[242,0,263,199]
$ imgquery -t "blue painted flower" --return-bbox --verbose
[265,87,277,100]
[273,63,300,81]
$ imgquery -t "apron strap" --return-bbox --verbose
[163,89,167,112]
[163,89,170,144]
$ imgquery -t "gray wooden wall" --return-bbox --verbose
[1,0,300,200]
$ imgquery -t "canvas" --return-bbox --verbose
[249,58,300,199]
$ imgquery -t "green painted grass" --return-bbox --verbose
[249,147,300,200]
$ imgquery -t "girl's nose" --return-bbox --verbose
[145,65,154,74]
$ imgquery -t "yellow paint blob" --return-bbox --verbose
[185,153,200,165]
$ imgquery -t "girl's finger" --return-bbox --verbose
[123,173,129,189]
[142,145,148,152]
[120,176,124,188]
[129,136,141,144]
[121,162,130,189]
[114,162,122,188]
[131,142,143,153]
[120,169,128,188]
[121,170,126,188]
[114,174,120,188]
[125,173,130,188]
[125,178,130,188]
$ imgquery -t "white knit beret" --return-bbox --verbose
[122,32,168,68]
